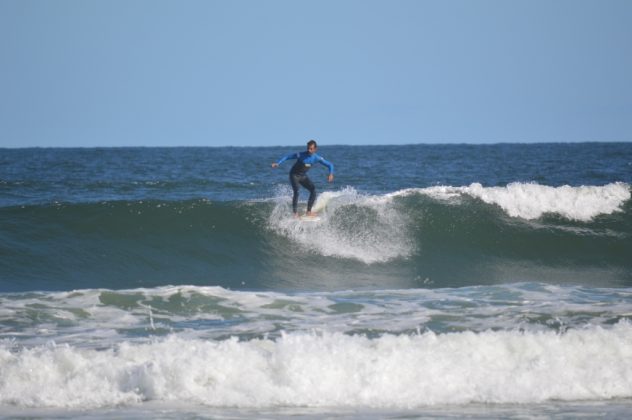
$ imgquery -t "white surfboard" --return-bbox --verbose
[299,215,321,222]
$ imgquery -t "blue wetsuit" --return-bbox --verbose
[276,151,334,213]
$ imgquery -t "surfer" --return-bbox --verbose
[272,140,334,217]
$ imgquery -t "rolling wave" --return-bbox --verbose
[0,183,630,292]
[3,281,632,410]
[3,323,632,408]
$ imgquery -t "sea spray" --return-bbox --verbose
[267,186,414,263]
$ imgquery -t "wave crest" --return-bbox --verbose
[392,182,630,221]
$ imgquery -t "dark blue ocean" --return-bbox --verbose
[1,143,632,418]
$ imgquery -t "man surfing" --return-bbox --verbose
[272,140,334,217]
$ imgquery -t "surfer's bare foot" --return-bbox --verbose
[305,211,317,217]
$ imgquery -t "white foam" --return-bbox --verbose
[3,323,632,409]
[268,186,413,263]
[398,182,631,221]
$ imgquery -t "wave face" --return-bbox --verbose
[1,182,630,292]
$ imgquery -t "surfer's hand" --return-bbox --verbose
[328,174,334,183]
[271,163,279,168]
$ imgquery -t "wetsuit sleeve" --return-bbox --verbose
[318,156,334,174]
[276,152,299,166]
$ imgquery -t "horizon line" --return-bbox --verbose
[2,140,631,150]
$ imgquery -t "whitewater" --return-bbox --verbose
[3,284,632,410]
[390,181,631,221]
[4,324,632,408]
[1,143,632,418]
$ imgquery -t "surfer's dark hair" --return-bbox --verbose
[307,140,317,148]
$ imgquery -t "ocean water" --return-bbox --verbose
[1,143,632,418]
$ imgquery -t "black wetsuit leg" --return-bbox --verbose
[300,176,316,212]
[290,173,317,213]
[290,173,301,213]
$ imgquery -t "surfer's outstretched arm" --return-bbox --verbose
[272,152,299,168]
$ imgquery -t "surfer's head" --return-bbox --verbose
[307,140,317,154]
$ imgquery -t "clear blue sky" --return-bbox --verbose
[1,0,631,147]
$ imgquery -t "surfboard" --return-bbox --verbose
[299,215,321,222]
